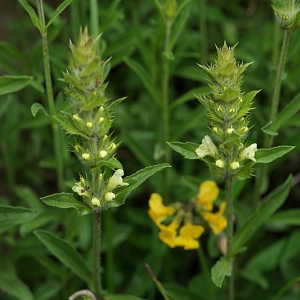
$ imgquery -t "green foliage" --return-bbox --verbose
[0,0,300,299]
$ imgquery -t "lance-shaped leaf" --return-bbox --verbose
[105,163,171,209]
[254,146,294,164]
[41,193,92,216]
[234,174,293,254]
[46,0,75,28]
[54,115,89,139]
[31,103,48,117]
[211,257,232,288]
[0,75,33,96]
[168,142,198,159]
[18,0,43,33]
[0,205,36,233]
[34,229,93,286]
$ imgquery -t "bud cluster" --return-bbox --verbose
[56,28,127,209]
[195,43,259,179]
[272,0,300,30]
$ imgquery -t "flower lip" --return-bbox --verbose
[195,135,219,158]
[239,143,257,162]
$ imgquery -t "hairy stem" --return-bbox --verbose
[36,0,64,192]
[226,175,234,300]
[93,210,103,299]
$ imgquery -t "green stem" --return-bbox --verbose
[93,210,103,299]
[197,247,216,300]
[269,28,292,138]
[253,28,292,204]
[162,19,172,163]
[161,19,172,201]
[199,0,207,64]
[105,209,114,292]
[90,0,100,58]
[226,175,234,300]
[36,0,64,192]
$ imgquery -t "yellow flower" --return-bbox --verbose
[148,193,175,226]
[158,218,181,248]
[202,201,227,235]
[174,223,205,250]
[197,181,219,211]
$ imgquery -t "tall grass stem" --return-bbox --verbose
[36,0,64,192]
[253,28,292,204]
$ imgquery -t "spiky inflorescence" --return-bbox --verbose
[56,28,126,209]
[195,42,259,179]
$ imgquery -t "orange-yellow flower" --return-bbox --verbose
[148,193,175,226]
[202,201,227,235]
[197,181,219,211]
[174,223,205,250]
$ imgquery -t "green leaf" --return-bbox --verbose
[124,57,161,106]
[211,257,232,287]
[162,51,175,60]
[233,175,293,254]
[0,205,36,233]
[235,90,260,119]
[106,164,171,209]
[0,271,34,300]
[34,229,93,286]
[54,115,89,139]
[274,92,300,131]
[255,146,294,164]
[102,293,147,300]
[169,3,190,50]
[268,209,300,226]
[46,0,75,28]
[261,121,278,136]
[31,103,48,117]
[18,0,43,33]
[242,230,300,289]
[102,157,123,170]
[167,142,199,159]
[0,75,33,96]
[41,193,92,216]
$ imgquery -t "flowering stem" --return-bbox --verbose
[197,246,216,300]
[36,0,64,192]
[253,28,292,204]
[225,174,234,300]
[93,210,103,299]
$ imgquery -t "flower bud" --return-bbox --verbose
[230,161,240,170]
[105,192,115,201]
[216,159,225,168]
[91,197,100,206]
[99,150,107,158]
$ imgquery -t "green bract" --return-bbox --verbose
[194,42,259,179]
